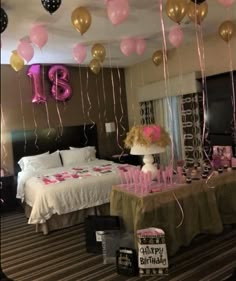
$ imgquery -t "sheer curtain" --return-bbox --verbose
[153,96,184,166]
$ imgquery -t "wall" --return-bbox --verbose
[1,65,128,174]
[125,33,236,127]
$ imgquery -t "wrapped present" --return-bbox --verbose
[116,247,139,276]
[101,230,121,264]
[84,215,120,254]
[137,228,168,276]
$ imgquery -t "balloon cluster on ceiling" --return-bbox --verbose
[1,0,235,72]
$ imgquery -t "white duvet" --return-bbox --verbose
[17,159,122,224]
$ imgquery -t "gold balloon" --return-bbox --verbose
[71,7,92,35]
[10,50,24,72]
[165,0,188,24]
[91,43,106,63]
[187,1,208,25]
[218,20,235,42]
[89,59,101,75]
[152,50,163,66]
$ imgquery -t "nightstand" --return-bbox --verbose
[108,154,142,166]
[0,175,17,212]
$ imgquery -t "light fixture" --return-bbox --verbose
[105,122,115,133]
[125,124,170,179]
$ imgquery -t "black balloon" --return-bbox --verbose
[190,0,206,4]
[41,0,62,14]
[0,8,8,34]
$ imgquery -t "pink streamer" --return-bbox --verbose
[101,67,107,122]
[17,72,27,153]
[86,68,95,128]
[117,66,126,136]
[195,18,212,165]
[29,75,39,150]
[95,76,103,135]
[55,73,63,137]
[78,67,88,145]
[227,42,236,141]
[42,65,52,136]
[108,43,123,152]
[159,0,174,168]
[1,106,8,170]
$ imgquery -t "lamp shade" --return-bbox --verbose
[130,143,166,155]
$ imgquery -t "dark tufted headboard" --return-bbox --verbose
[11,124,99,175]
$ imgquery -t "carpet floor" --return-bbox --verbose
[1,210,236,281]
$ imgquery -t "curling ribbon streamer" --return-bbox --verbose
[95,76,103,135]
[86,68,95,129]
[108,43,124,152]
[227,42,236,143]
[117,66,126,136]
[101,67,107,122]
[55,73,63,137]
[42,65,52,136]
[17,72,27,153]
[172,191,184,228]
[194,17,210,164]
[1,106,8,169]
[29,75,39,150]
[32,104,39,151]
[159,0,174,168]
[79,67,88,145]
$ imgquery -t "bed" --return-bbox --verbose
[12,124,124,234]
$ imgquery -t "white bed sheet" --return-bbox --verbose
[17,159,123,224]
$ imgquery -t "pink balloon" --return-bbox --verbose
[218,0,235,7]
[17,41,34,63]
[135,38,147,55]
[48,65,72,101]
[30,25,48,49]
[168,25,184,48]
[106,0,129,25]
[73,44,87,64]
[120,38,136,56]
[27,64,47,104]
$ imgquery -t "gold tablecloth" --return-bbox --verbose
[110,171,236,256]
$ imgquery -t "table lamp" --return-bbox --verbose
[125,124,170,179]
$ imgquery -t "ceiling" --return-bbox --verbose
[1,0,236,67]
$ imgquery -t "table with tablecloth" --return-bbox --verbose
[110,171,236,256]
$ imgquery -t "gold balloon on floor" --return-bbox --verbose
[152,50,163,66]
[10,50,24,72]
[89,59,101,75]
[165,0,188,24]
[187,1,208,25]
[91,43,106,63]
[71,7,92,35]
[218,20,235,42]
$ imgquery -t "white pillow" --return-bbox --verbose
[69,146,96,161]
[60,149,90,167]
[21,151,62,171]
[18,152,49,171]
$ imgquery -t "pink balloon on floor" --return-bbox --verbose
[73,44,87,64]
[120,38,136,56]
[30,25,48,49]
[168,25,184,48]
[17,41,34,63]
[135,38,147,55]
[106,0,129,25]
[218,0,235,7]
